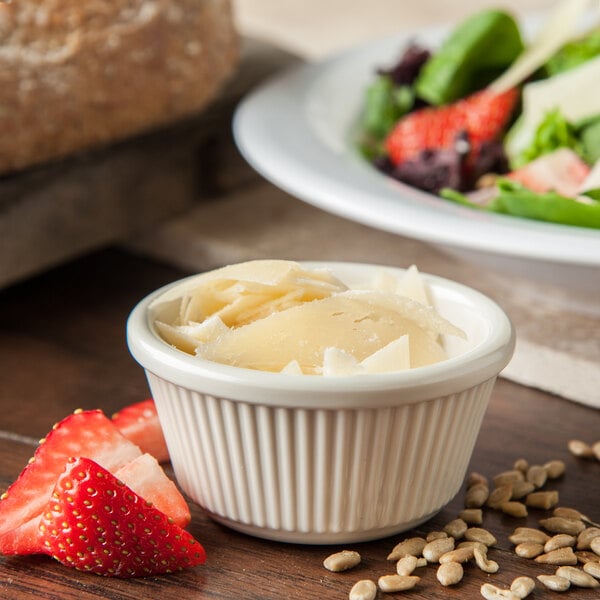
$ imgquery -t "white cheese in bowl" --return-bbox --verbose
[150,260,465,375]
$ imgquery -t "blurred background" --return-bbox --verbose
[0,0,596,408]
[233,0,555,60]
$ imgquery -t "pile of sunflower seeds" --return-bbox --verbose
[322,452,599,599]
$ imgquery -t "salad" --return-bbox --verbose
[358,0,600,228]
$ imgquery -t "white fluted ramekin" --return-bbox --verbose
[126,262,514,544]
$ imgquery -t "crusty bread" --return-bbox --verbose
[0,0,239,174]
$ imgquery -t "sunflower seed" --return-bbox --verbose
[555,565,600,588]
[377,574,419,592]
[423,536,455,563]
[509,527,550,545]
[526,465,547,488]
[514,542,544,559]
[443,518,468,539]
[473,545,499,573]
[439,546,475,564]
[568,439,594,458]
[436,561,463,586]
[396,555,418,576]
[323,550,361,572]
[487,485,513,509]
[544,460,565,479]
[534,547,578,565]
[459,508,483,525]
[510,481,536,500]
[583,561,600,579]
[578,527,600,550]
[465,483,489,508]
[501,501,528,518]
[513,458,529,473]
[536,574,570,592]
[387,537,426,561]
[426,530,448,542]
[349,579,377,600]
[544,534,576,553]
[465,527,497,547]
[540,517,586,536]
[480,583,519,599]
[525,490,559,510]
[493,470,525,487]
[467,472,489,488]
[510,576,536,598]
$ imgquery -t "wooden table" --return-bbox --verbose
[1,248,598,599]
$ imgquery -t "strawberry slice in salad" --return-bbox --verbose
[385,87,519,180]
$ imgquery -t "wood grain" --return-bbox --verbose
[0,249,598,599]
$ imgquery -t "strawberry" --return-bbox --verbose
[39,457,205,577]
[385,87,519,166]
[0,409,190,556]
[507,148,591,197]
[112,399,169,463]
[114,453,190,528]
[0,410,142,546]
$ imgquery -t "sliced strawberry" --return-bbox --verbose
[115,453,190,528]
[507,148,591,196]
[112,399,169,463]
[385,87,519,166]
[39,457,205,578]
[0,515,41,555]
[0,410,142,543]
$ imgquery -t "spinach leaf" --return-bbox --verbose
[415,10,524,106]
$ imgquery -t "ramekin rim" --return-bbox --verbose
[126,261,515,406]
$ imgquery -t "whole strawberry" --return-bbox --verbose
[40,457,206,577]
[385,87,519,167]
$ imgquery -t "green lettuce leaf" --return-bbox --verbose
[361,76,414,139]
[579,115,600,164]
[515,108,584,167]
[358,76,415,160]
[441,179,600,228]
[545,28,600,76]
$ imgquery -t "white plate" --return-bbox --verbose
[233,23,600,300]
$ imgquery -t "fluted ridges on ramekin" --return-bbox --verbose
[148,372,495,540]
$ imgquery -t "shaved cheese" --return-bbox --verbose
[507,55,600,158]
[490,0,593,94]
[322,348,361,376]
[396,265,431,306]
[196,292,450,374]
[360,335,410,374]
[280,360,304,375]
[151,260,465,376]
[149,259,348,328]
[371,265,430,306]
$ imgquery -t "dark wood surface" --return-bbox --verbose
[0,248,598,599]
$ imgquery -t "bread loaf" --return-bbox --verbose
[0,0,239,174]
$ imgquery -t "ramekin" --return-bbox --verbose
[126,262,514,544]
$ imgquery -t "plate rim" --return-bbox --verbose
[233,25,600,269]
